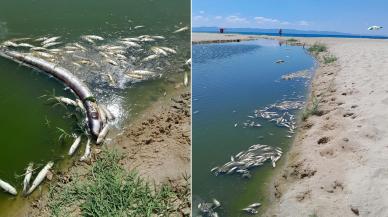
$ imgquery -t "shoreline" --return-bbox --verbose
[192,33,261,44]
[193,32,388,216]
[14,75,191,217]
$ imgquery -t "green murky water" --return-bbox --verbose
[192,40,315,216]
[0,0,190,216]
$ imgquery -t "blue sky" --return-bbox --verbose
[192,0,388,35]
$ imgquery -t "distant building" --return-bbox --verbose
[219,28,224,33]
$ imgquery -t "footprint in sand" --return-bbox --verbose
[318,137,329,144]
[343,112,354,118]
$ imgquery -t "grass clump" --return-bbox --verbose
[308,43,327,54]
[286,38,298,42]
[301,97,321,121]
[47,149,174,217]
[323,55,337,64]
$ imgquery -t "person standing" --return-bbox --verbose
[279,28,283,36]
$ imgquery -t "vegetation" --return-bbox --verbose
[323,55,337,64]
[286,38,298,42]
[301,96,321,121]
[308,43,327,54]
[47,149,176,217]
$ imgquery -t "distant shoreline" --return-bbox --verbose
[193,30,388,40]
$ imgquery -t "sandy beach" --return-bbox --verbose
[193,32,388,217]
[192,32,261,44]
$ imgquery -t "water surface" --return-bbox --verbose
[192,39,315,216]
[0,0,190,215]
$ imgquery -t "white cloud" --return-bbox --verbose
[298,20,310,26]
[225,15,249,24]
[192,13,311,29]
[254,16,279,23]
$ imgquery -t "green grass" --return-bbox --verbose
[323,55,337,64]
[286,38,298,42]
[308,43,327,54]
[47,149,176,217]
[301,97,320,121]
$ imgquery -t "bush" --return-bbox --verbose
[308,43,327,54]
[323,55,337,64]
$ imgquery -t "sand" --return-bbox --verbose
[192,32,260,44]
[193,33,388,217]
[263,36,388,217]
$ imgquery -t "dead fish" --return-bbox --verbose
[210,167,219,173]
[83,35,104,41]
[68,136,82,156]
[184,71,189,86]
[76,99,86,112]
[119,40,140,47]
[0,179,17,195]
[23,163,34,195]
[55,97,77,106]
[142,54,159,62]
[134,25,144,29]
[242,208,258,214]
[130,70,156,76]
[140,37,155,42]
[30,47,47,51]
[10,37,31,42]
[213,198,221,207]
[122,37,140,42]
[248,203,261,208]
[107,73,116,85]
[152,35,165,39]
[80,138,91,161]
[43,42,62,48]
[2,41,18,47]
[18,43,35,48]
[32,51,54,58]
[26,161,54,195]
[35,37,49,42]
[126,74,144,80]
[73,43,87,51]
[185,58,191,66]
[96,124,110,144]
[115,54,127,60]
[106,59,118,66]
[72,62,82,68]
[106,46,125,51]
[173,26,189,33]
[98,106,107,125]
[151,46,168,56]
[42,36,61,45]
[160,46,176,54]
[81,36,95,44]
[100,105,115,121]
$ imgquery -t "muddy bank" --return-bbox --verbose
[19,82,191,217]
[263,37,388,217]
